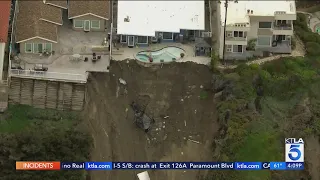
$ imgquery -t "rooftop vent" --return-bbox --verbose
[124,16,130,22]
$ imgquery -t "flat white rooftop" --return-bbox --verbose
[220,0,296,26]
[117,1,205,36]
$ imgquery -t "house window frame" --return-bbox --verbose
[259,22,272,29]
[257,36,272,46]
[233,31,244,37]
[162,32,174,40]
[137,36,148,44]
[44,43,52,52]
[226,45,232,52]
[120,35,127,43]
[91,20,100,29]
[74,20,84,28]
[232,45,243,53]
[25,43,33,53]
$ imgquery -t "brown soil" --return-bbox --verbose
[83,61,219,180]
[305,136,320,180]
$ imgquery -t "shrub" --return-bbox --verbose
[291,37,296,50]
[246,39,257,51]
[306,42,320,56]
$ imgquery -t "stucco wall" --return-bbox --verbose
[247,19,259,40]
[19,38,57,54]
[72,15,107,32]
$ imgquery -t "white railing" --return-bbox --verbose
[201,32,212,38]
[10,69,87,83]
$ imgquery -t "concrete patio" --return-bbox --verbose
[112,42,211,65]
[12,21,111,82]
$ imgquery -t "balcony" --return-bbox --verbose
[225,36,247,45]
[273,24,293,35]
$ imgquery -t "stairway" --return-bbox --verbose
[71,84,85,111]
[33,80,46,109]
[46,81,59,109]
[9,77,21,103]
[20,79,33,105]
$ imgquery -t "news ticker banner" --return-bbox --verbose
[16,161,304,171]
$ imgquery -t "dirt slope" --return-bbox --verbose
[83,61,219,180]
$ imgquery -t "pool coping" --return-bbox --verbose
[134,46,186,64]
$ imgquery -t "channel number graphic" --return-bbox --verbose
[285,138,304,162]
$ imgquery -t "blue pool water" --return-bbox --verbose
[135,47,185,63]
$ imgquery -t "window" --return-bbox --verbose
[226,45,232,52]
[162,32,173,40]
[25,43,32,53]
[120,35,127,43]
[74,20,83,28]
[226,31,233,37]
[276,20,286,25]
[44,43,52,52]
[257,36,271,46]
[259,22,272,28]
[91,20,100,29]
[33,43,38,53]
[137,36,148,44]
[233,45,243,53]
[233,31,243,37]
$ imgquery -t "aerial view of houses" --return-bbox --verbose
[218,0,296,60]
[1,0,320,180]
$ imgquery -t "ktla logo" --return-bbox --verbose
[285,138,304,162]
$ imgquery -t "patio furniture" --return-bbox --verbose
[84,57,88,62]
[70,54,82,62]
[33,64,48,71]
[97,55,101,60]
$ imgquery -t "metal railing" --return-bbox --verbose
[10,69,87,82]
[225,36,247,41]
[273,24,293,30]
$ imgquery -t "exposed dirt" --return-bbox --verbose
[83,61,219,180]
[305,135,320,180]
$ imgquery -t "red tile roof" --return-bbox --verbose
[0,1,11,43]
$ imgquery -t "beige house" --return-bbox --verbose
[15,1,63,55]
[218,0,296,60]
[68,1,110,32]
[15,0,110,55]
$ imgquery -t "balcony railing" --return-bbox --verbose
[10,69,88,83]
[273,24,293,30]
[226,37,247,41]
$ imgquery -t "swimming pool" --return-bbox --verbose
[135,46,185,63]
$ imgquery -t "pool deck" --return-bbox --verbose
[112,43,211,65]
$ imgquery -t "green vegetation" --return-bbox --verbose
[294,13,320,56]
[207,56,320,179]
[210,51,219,70]
[0,105,92,180]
